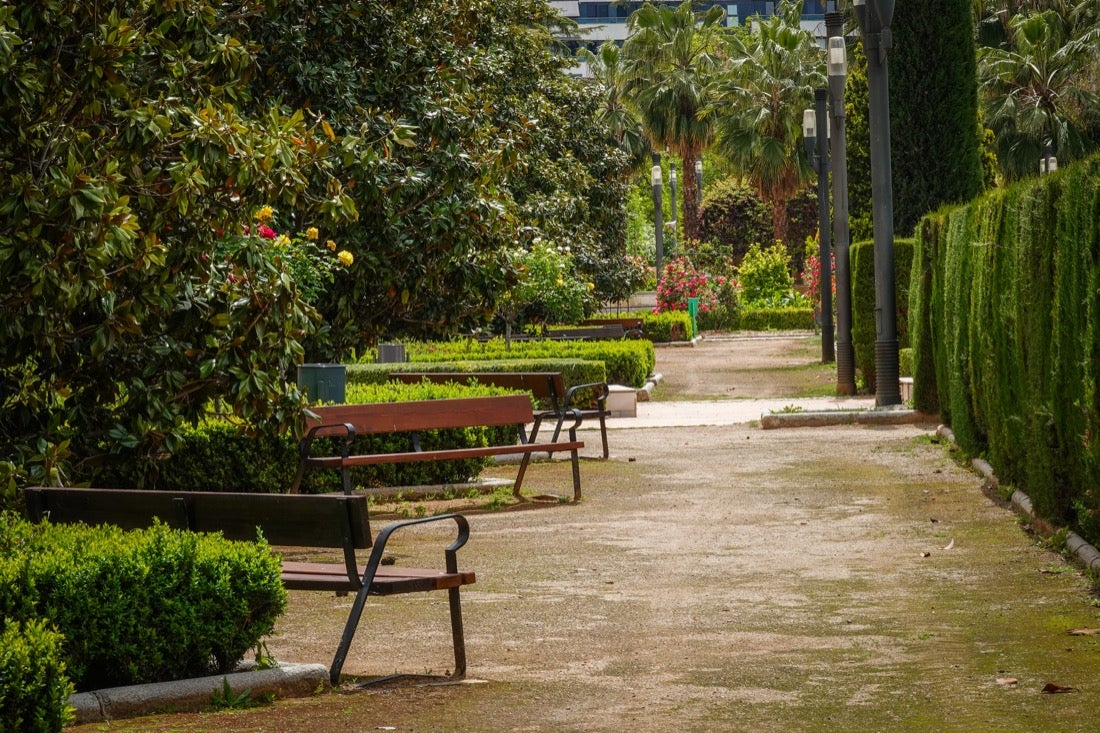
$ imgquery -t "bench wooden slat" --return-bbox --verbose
[281,562,475,594]
[296,395,585,500]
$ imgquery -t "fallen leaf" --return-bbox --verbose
[929,517,940,523]
[1068,628,1100,636]
[943,538,955,550]
[921,551,932,558]
[1041,682,1075,694]
[996,677,1018,686]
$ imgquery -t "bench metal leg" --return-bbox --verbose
[512,451,533,498]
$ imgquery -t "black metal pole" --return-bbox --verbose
[814,88,834,364]
[651,153,664,289]
[826,12,856,394]
[857,0,901,406]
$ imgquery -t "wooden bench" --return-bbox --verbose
[390,372,611,459]
[581,317,644,339]
[549,324,627,340]
[22,486,474,686]
[291,394,586,500]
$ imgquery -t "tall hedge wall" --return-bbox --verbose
[910,153,1100,531]
[850,238,915,393]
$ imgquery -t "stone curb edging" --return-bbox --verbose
[938,424,1100,576]
[636,371,663,402]
[69,662,329,724]
[760,408,938,429]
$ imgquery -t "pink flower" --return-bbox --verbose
[258,225,276,239]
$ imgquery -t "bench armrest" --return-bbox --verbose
[367,514,471,577]
[563,381,609,412]
[290,422,356,493]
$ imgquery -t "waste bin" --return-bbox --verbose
[686,297,699,339]
[297,363,346,404]
[377,343,406,363]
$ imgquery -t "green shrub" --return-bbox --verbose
[738,307,815,331]
[0,515,285,691]
[737,242,794,307]
[696,277,742,331]
[642,311,693,342]
[0,618,74,732]
[850,238,915,393]
[697,179,773,264]
[397,339,655,388]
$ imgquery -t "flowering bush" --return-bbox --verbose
[502,239,596,327]
[802,234,835,320]
[215,206,353,303]
[656,257,718,313]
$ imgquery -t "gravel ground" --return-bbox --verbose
[70,336,1100,733]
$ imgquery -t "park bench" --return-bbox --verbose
[581,317,644,339]
[290,394,586,500]
[390,372,610,459]
[22,486,474,686]
[549,324,628,340]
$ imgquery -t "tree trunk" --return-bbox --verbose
[680,152,700,241]
[770,198,789,247]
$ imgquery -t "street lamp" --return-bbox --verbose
[854,0,902,407]
[1040,140,1058,175]
[695,159,703,208]
[826,14,856,395]
[652,153,664,288]
[669,162,678,250]
[805,91,835,365]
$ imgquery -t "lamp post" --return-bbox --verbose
[804,91,835,364]
[695,159,703,208]
[669,162,678,252]
[1040,140,1058,175]
[652,153,664,288]
[854,0,902,407]
[826,12,856,394]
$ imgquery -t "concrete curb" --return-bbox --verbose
[636,371,663,402]
[69,663,329,724]
[938,424,1100,577]
[760,408,938,429]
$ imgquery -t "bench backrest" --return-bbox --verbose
[23,487,373,549]
[390,372,566,405]
[552,324,626,340]
[305,395,536,438]
[582,317,643,329]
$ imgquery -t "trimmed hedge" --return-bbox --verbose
[737,307,815,331]
[399,339,656,389]
[642,311,693,342]
[850,238,915,392]
[910,152,1100,542]
[0,618,74,732]
[0,512,285,692]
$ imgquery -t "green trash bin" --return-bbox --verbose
[686,297,699,339]
[297,363,346,404]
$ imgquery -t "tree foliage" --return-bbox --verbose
[710,0,824,247]
[0,0,353,487]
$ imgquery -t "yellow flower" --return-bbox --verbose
[326,239,337,251]
[337,250,354,267]
[556,278,564,287]
[253,205,274,223]
[305,227,319,240]
[274,234,291,247]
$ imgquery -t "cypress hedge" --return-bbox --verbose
[911,153,1100,537]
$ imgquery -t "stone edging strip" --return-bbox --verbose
[938,424,1100,576]
[69,662,329,724]
[760,408,937,429]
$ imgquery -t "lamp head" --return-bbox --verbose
[695,160,702,175]
[828,37,847,78]
[803,108,817,157]
[651,164,662,186]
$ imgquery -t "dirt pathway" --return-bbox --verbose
[74,337,1100,733]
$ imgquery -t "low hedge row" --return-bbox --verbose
[399,338,656,388]
[0,512,285,692]
[737,307,815,331]
[0,617,73,733]
[93,382,521,492]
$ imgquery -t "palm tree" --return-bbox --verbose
[577,41,650,171]
[621,0,727,241]
[708,0,825,247]
[978,4,1100,178]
